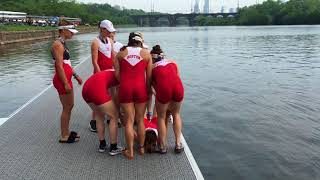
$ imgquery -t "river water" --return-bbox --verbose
[1,26,320,180]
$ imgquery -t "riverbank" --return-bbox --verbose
[0,26,97,45]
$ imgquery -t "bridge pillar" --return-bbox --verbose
[168,15,177,27]
[139,18,144,27]
[149,17,158,27]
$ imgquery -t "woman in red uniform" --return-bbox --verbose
[114,33,152,160]
[151,45,184,153]
[51,20,82,143]
[89,19,117,132]
[82,69,123,155]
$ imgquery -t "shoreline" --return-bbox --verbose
[0,27,97,45]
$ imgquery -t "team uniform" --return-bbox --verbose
[82,70,118,105]
[113,41,123,53]
[95,37,113,73]
[52,40,73,95]
[144,117,158,136]
[152,59,184,104]
[119,47,148,103]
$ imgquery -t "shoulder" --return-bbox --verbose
[91,38,99,46]
[140,48,151,59]
[117,48,127,59]
[52,40,63,50]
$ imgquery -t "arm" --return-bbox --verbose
[114,52,121,82]
[144,50,153,94]
[91,39,100,73]
[72,68,82,85]
[171,60,180,77]
[52,41,71,93]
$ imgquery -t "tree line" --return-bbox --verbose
[1,0,320,26]
[196,0,320,26]
[0,0,145,25]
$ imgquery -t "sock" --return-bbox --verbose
[100,139,106,147]
[110,143,117,150]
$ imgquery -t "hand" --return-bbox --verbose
[64,83,72,94]
[75,76,82,85]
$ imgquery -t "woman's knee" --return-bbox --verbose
[63,103,74,111]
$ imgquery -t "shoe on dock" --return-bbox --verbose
[109,146,125,156]
[89,120,97,132]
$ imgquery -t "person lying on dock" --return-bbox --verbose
[82,69,124,155]
[151,45,184,154]
[51,19,82,143]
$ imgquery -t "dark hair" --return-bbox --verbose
[151,45,164,63]
[120,32,143,51]
[128,38,142,47]
[144,130,157,153]
[151,45,163,55]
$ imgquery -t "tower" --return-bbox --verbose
[203,0,210,14]
[194,0,200,14]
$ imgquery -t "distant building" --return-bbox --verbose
[0,11,26,22]
[194,0,200,14]
[220,6,224,13]
[229,8,235,13]
[203,0,210,14]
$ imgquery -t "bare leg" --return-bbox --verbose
[169,101,183,146]
[146,94,153,119]
[97,100,119,144]
[58,91,75,140]
[135,102,147,155]
[121,103,135,160]
[156,100,170,150]
[95,110,105,141]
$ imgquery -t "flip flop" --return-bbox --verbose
[59,131,80,143]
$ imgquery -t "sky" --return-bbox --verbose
[77,0,267,13]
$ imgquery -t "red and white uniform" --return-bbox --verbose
[52,41,73,95]
[96,37,113,72]
[119,47,148,103]
[113,41,123,53]
[144,117,158,136]
[152,59,184,104]
[82,69,119,105]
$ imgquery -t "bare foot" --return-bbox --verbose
[123,149,134,160]
[138,146,145,156]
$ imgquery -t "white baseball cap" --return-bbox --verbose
[58,25,78,34]
[100,20,116,32]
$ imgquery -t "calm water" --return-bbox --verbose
[1,26,320,179]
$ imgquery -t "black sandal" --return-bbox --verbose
[59,131,80,143]
[174,143,184,154]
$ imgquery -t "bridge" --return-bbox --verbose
[131,13,239,27]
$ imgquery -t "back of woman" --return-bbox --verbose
[118,45,149,103]
[152,59,184,104]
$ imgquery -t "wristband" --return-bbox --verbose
[73,72,78,78]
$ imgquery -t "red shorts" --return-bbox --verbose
[155,79,184,104]
[119,79,148,104]
[82,71,117,105]
[53,64,73,95]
